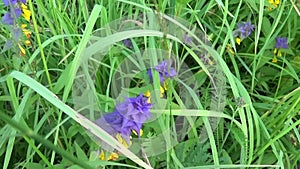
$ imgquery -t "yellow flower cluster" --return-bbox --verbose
[144,85,165,103]
[19,3,32,56]
[99,130,143,161]
[272,48,282,63]
[268,0,280,11]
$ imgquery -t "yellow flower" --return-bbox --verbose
[273,48,277,55]
[272,56,278,63]
[99,151,105,160]
[144,90,151,97]
[21,24,31,38]
[115,133,131,148]
[106,152,119,161]
[277,50,282,57]
[25,40,31,46]
[160,85,165,97]
[226,44,235,55]
[18,44,26,56]
[273,48,282,57]
[21,4,31,21]
[99,151,119,161]
[132,129,143,136]
[144,85,165,103]
[268,0,280,10]
[235,37,241,45]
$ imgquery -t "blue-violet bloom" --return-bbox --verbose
[122,39,133,48]
[148,60,177,83]
[117,94,152,124]
[3,0,26,6]
[275,37,288,49]
[95,94,152,144]
[234,21,255,39]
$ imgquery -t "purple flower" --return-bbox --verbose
[3,0,17,6]
[275,37,288,49]
[148,60,177,83]
[122,39,133,48]
[234,21,255,39]
[117,94,152,124]
[95,94,152,144]
[2,7,22,25]
[183,33,192,44]
[2,0,26,6]
[2,13,14,25]
[95,110,141,144]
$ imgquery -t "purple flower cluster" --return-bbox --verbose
[122,39,133,48]
[233,21,255,39]
[95,94,152,144]
[2,0,26,25]
[147,60,177,83]
[275,37,288,49]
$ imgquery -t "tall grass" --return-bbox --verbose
[0,0,299,168]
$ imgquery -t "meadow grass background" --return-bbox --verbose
[0,0,300,168]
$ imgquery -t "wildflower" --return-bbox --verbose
[122,39,133,48]
[275,37,288,49]
[21,24,31,46]
[272,37,288,63]
[95,94,152,161]
[2,7,22,25]
[233,21,255,44]
[18,43,25,56]
[226,44,235,55]
[95,94,152,146]
[268,0,280,10]
[147,60,177,83]
[99,151,119,161]
[272,56,278,63]
[2,0,31,56]
[235,37,241,45]
[21,3,31,21]
[117,94,152,124]
[144,85,165,103]
[183,32,192,44]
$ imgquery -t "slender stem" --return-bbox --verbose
[28,0,53,91]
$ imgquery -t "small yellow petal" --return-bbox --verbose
[21,24,31,38]
[21,24,27,29]
[21,5,31,21]
[272,56,277,63]
[226,44,235,55]
[107,152,119,161]
[163,81,168,90]
[275,0,280,5]
[273,48,277,55]
[115,133,130,148]
[235,37,241,45]
[21,3,28,10]
[160,85,165,97]
[18,44,26,56]
[144,90,150,97]
[147,97,151,103]
[277,50,282,57]
[132,129,143,136]
[99,151,105,160]
[25,40,31,46]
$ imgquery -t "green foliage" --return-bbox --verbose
[175,140,213,166]
[1,0,300,168]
